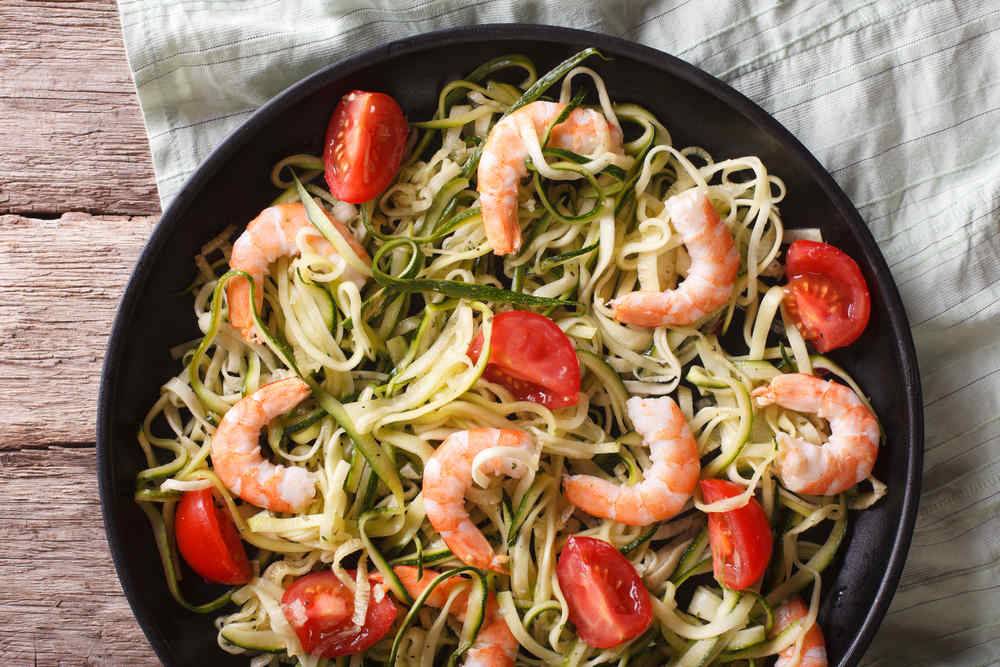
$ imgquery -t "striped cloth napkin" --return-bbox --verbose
[117,1,1000,664]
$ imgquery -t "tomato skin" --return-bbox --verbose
[784,240,871,353]
[556,536,653,649]
[468,310,581,408]
[174,488,252,585]
[281,571,397,658]
[323,90,408,203]
[700,479,773,590]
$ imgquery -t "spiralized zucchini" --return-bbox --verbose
[134,49,886,666]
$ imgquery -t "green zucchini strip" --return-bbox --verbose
[372,238,576,308]
[387,567,488,666]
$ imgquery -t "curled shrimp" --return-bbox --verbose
[563,396,700,526]
[227,202,370,342]
[752,373,878,496]
[477,100,624,255]
[387,566,518,667]
[772,596,828,667]
[612,188,739,327]
[209,377,318,513]
[423,429,536,573]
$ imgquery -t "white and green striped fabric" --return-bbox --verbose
[117,1,1000,663]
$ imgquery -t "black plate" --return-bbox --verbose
[98,24,922,666]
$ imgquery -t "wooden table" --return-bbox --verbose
[0,1,161,663]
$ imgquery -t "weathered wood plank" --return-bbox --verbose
[0,0,160,216]
[0,214,156,447]
[0,445,159,665]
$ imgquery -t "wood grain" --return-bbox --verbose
[0,0,160,216]
[0,214,156,448]
[0,445,159,665]
[0,2,167,661]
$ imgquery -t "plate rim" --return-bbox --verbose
[97,22,923,666]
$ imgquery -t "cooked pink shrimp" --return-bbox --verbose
[752,373,878,496]
[771,596,828,667]
[227,202,370,342]
[477,100,624,255]
[612,188,739,327]
[384,566,518,667]
[210,377,317,513]
[423,429,536,573]
[563,396,700,526]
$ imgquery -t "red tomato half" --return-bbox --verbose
[174,488,252,585]
[281,571,397,658]
[323,90,408,203]
[784,240,871,353]
[700,479,773,590]
[468,310,581,408]
[556,536,653,648]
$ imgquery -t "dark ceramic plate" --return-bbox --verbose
[98,24,922,666]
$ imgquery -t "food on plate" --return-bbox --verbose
[752,373,879,495]
[783,239,871,353]
[611,186,739,327]
[174,488,252,585]
[134,48,883,665]
[281,570,398,657]
[227,202,369,343]
[324,90,409,204]
[772,596,828,667]
[209,377,317,513]
[562,396,699,525]
[423,428,536,573]
[700,479,773,591]
[466,309,581,408]
[381,565,519,666]
[556,535,653,649]
[478,99,623,255]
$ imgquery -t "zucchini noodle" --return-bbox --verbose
[134,49,887,665]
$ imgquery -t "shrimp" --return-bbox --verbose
[771,596,828,667]
[423,429,536,573]
[563,396,700,526]
[386,566,518,667]
[611,188,739,327]
[752,373,878,496]
[477,100,624,255]
[209,377,318,513]
[227,201,370,342]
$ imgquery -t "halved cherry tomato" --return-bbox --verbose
[700,479,773,590]
[784,239,871,353]
[556,536,653,649]
[174,488,252,585]
[467,310,581,408]
[323,90,408,203]
[281,571,397,658]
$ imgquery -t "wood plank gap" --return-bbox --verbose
[7,441,97,452]
[1,209,97,221]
